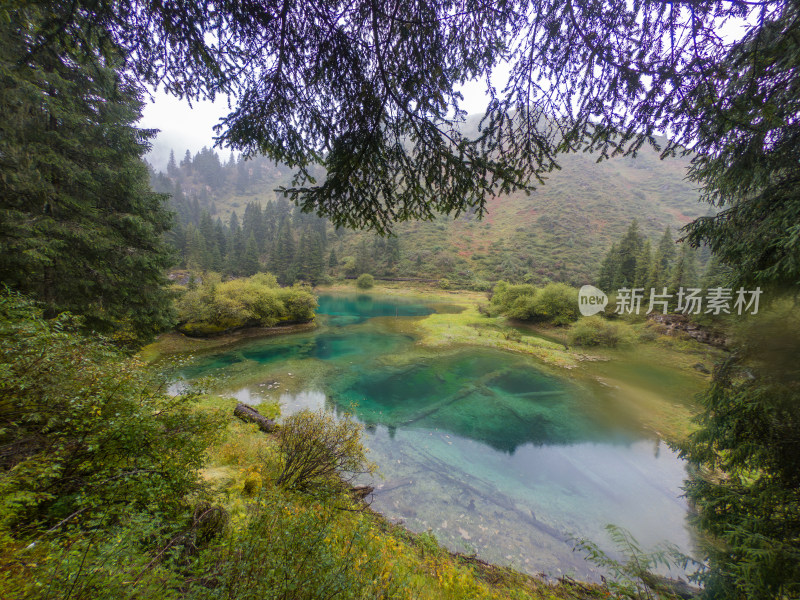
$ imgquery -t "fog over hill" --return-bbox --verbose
[151,114,707,285]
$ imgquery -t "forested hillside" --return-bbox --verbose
[151,122,706,287]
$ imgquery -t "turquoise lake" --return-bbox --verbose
[169,293,696,579]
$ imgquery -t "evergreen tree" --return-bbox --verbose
[649,227,677,291]
[242,234,261,276]
[670,243,700,292]
[634,240,652,289]
[198,210,217,270]
[181,149,193,172]
[677,312,800,598]
[270,221,295,284]
[184,224,204,271]
[0,14,174,345]
[329,249,338,269]
[616,220,644,286]
[215,218,228,260]
[167,149,178,177]
[226,212,245,275]
[703,255,732,290]
[597,243,621,291]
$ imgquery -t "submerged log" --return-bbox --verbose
[349,484,374,500]
[234,403,277,433]
[373,477,415,494]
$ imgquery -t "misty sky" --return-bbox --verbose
[140,77,497,171]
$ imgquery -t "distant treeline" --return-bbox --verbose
[150,150,718,291]
[596,219,726,292]
[151,152,401,285]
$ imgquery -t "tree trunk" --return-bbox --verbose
[233,403,276,433]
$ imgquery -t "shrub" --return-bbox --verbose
[176,272,317,335]
[191,490,400,600]
[438,277,451,289]
[489,281,537,319]
[490,281,579,325]
[530,283,579,325]
[356,273,374,289]
[0,291,224,597]
[275,410,375,491]
[0,291,223,533]
[568,316,634,347]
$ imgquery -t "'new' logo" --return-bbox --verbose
[578,285,608,316]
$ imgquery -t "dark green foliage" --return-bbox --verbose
[669,244,700,294]
[683,4,800,291]
[597,243,622,292]
[0,291,223,599]
[0,11,175,346]
[596,221,699,297]
[650,228,677,291]
[617,220,645,287]
[676,309,800,599]
[17,0,791,244]
[597,220,646,290]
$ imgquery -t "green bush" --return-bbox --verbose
[530,283,579,325]
[0,291,223,532]
[176,272,317,335]
[490,281,579,325]
[0,291,224,598]
[489,281,537,319]
[568,316,634,347]
[356,273,374,289]
[191,490,401,600]
[275,410,375,491]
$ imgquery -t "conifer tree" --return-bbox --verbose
[670,244,700,293]
[0,13,174,344]
[270,221,295,284]
[242,235,261,276]
[616,220,644,287]
[597,243,621,291]
[167,149,178,177]
[634,240,652,289]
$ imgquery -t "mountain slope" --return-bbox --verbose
[152,121,707,285]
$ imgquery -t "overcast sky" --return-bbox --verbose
[140,14,749,173]
[140,77,499,171]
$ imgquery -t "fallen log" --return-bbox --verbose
[349,484,374,500]
[234,403,276,433]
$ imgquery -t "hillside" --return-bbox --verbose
[151,119,707,286]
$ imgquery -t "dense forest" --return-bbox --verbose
[149,145,709,288]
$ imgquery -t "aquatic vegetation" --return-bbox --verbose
[156,290,709,580]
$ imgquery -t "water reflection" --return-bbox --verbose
[263,387,691,580]
[170,293,694,579]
